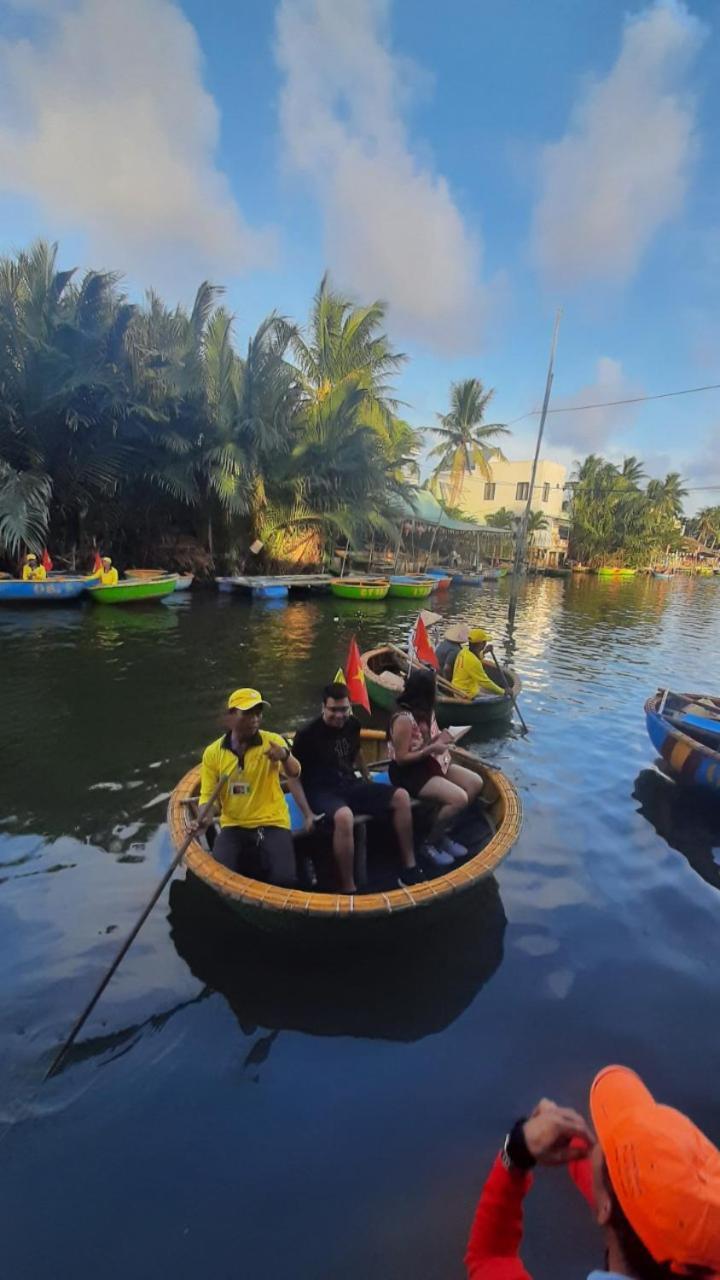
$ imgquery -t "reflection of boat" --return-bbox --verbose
[361,644,519,727]
[633,769,720,890]
[168,874,506,1040]
[543,566,571,578]
[0,575,97,603]
[387,576,434,599]
[329,578,390,600]
[87,578,176,605]
[167,729,521,938]
[644,690,720,794]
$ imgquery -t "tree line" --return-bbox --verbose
[566,455,691,566]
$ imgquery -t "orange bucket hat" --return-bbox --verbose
[591,1065,720,1274]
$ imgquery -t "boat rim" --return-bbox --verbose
[361,643,521,704]
[645,690,720,763]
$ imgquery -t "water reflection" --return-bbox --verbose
[633,768,720,890]
[167,875,507,1042]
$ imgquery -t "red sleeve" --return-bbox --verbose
[568,1152,595,1210]
[464,1154,533,1280]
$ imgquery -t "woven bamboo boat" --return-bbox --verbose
[387,576,435,599]
[329,578,390,600]
[361,644,520,727]
[125,568,167,579]
[87,578,176,605]
[167,729,521,937]
[598,567,636,577]
[645,690,720,794]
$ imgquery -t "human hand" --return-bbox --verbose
[264,742,289,763]
[522,1099,594,1166]
[303,813,322,833]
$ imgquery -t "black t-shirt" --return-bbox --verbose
[292,715,361,790]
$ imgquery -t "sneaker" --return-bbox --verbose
[441,836,468,860]
[398,865,426,887]
[420,843,454,869]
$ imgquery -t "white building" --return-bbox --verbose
[452,458,571,566]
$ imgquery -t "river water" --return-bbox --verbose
[1,576,719,1279]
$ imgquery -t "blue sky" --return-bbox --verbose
[0,0,718,510]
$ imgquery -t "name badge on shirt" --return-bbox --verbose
[231,781,251,796]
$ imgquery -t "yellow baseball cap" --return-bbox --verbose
[25,553,37,561]
[468,627,491,645]
[227,688,268,712]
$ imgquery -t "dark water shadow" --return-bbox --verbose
[633,767,720,890]
[167,874,507,1043]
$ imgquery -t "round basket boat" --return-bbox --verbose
[329,578,390,601]
[361,645,520,727]
[387,576,435,599]
[167,730,521,939]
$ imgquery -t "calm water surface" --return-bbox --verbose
[1,577,719,1279]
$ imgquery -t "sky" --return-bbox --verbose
[0,0,718,511]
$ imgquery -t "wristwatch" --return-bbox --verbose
[501,1118,536,1172]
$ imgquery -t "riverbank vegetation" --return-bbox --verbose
[567,455,688,566]
[0,241,420,571]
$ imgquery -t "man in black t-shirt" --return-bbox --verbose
[292,682,422,893]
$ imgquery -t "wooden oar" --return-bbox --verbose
[387,642,473,701]
[44,765,237,1081]
[487,644,529,735]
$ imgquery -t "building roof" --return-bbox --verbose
[398,488,501,535]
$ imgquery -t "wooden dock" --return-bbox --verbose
[216,574,333,598]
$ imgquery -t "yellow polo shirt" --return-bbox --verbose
[100,568,119,586]
[22,565,46,581]
[199,731,294,829]
[452,648,505,698]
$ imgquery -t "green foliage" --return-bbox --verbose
[567,454,687,565]
[686,505,720,547]
[0,243,418,568]
[429,377,509,506]
[485,507,516,530]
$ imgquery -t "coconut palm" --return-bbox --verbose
[429,379,509,506]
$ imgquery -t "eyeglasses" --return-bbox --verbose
[326,704,351,716]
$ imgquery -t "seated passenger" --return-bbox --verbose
[388,668,484,868]
[292,682,422,893]
[452,628,507,699]
[100,557,119,586]
[435,623,470,682]
[21,553,46,582]
[199,688,303,888]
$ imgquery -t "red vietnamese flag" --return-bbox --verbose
[41,548,53,572]
[413,615,439,669]
[92,551,103,574]
[344,636,370,714]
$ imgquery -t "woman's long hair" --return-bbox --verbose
[397,667,437,723]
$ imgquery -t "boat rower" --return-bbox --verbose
[435,623,470,682]
[99,557,119,586]
[21,554,46,582]
[452,628,507,699]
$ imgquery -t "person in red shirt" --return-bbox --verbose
[465,1065,720,1280]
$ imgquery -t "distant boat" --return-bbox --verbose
[87,578,176,605]
[329,578,390,601]
[387,576,434,599]
[0,575,97,604]
[652,570,673,580]
[362,644,519,727]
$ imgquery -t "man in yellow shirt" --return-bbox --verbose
[199,688,306,886]
[21,554,46,582]
[452,628,507,699]
[100,557,119,586]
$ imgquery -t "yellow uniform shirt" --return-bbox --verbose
[199,730,294,829]
[100,568,119,585]
[452,647,505,698]
[22,564,46,581]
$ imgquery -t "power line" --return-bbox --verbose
[507,380,720,426]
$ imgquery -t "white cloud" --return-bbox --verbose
[531,1,705,288]
[275,0,487,352]
[0,0,273,294]
[546,357,644,454]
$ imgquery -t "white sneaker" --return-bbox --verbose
[441,836,468,859]
[421,843,454,868]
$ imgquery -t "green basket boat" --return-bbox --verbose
[361,645,520,727]
[87,577,177,605]
[329,578,390,601]
[387,576,435,599]
[597,567,637,577]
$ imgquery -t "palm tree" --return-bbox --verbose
[429,379,509,506]
[527,509,549,542]
[485,507,516,530]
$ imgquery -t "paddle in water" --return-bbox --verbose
[44,765,237,1081]
[487,644,529,734]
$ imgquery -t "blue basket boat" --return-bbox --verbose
[0,575,97,604]
[645,690,720,794]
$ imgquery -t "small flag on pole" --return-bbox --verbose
[41,548,53,572]
[92,551,103,574]
[344,636,370,714]
[412,614,439,669]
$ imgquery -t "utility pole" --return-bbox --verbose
[512,310,562,579]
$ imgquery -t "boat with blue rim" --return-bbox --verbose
[645,690,720,794]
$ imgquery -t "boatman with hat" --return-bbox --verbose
[452,628,507,699]
[21,553,46,582]
[465,1064,720,1280]
[99,556,119,586]
[198,688,305,887]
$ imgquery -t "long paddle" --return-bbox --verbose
[487,644,529,735]
[44,765,236,1081]
[387,642,473,701]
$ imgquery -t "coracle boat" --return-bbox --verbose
[87,577,176,605]
[652,570,673,580]
[172,574,194,591]
[167,729,521,938]
[329,577,390,601]
[125,568,166,579]
[0,574,98,604]
[459,573,484,586]
[645,690,720,794]
[387,575,435,600]
[362,644,520,727]
[598,567,636,577]
[483,567,507,581]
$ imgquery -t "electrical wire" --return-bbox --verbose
[507,381,720,426]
